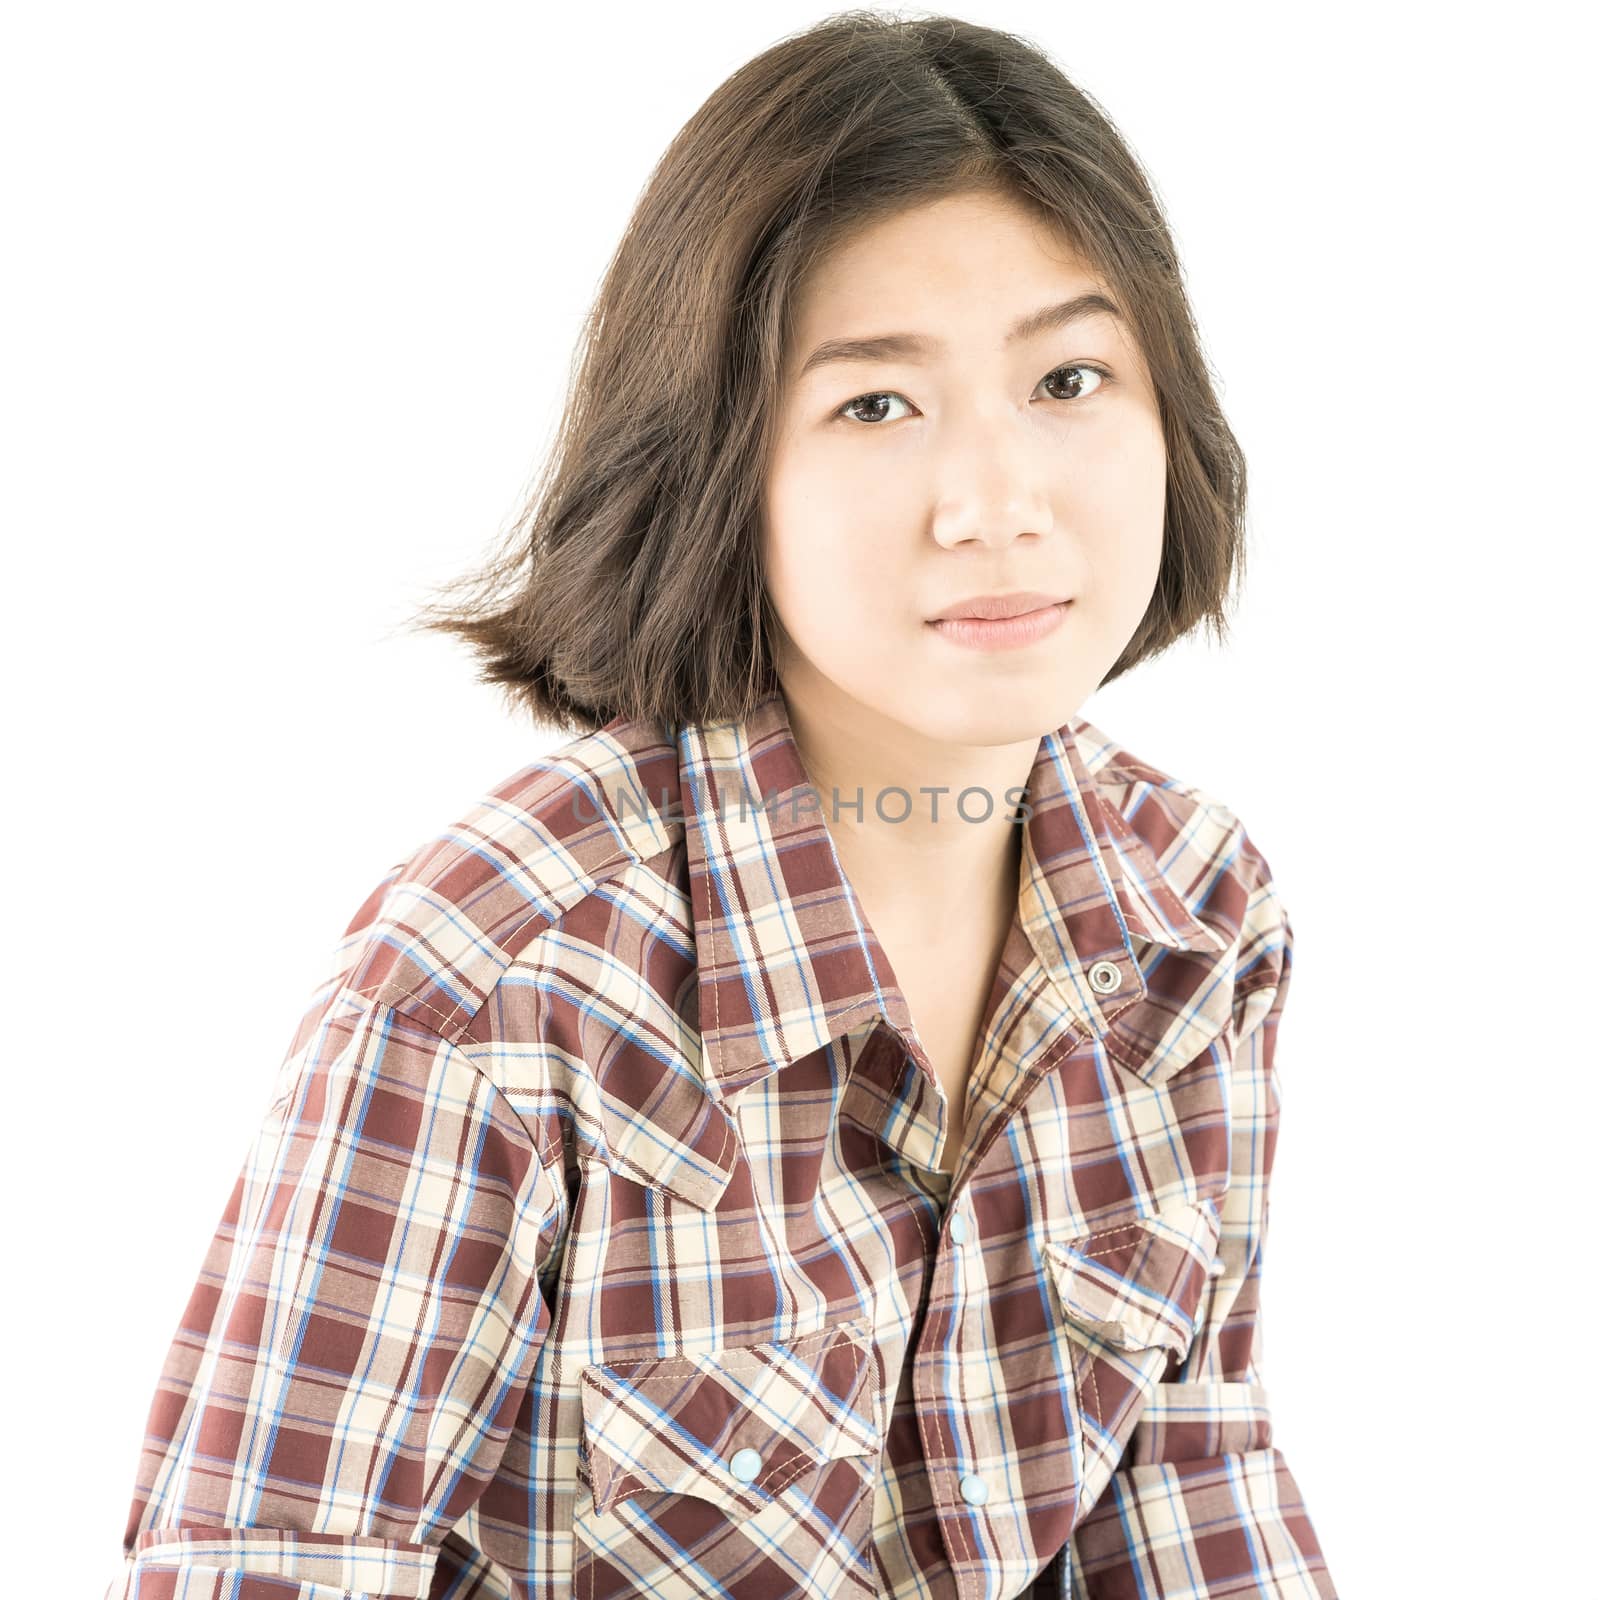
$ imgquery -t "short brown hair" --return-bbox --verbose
[404,11,1251,739]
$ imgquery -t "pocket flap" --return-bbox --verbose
[1044,1199,1221,1363]
[578,1317,880,1522]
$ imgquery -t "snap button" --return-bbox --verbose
[948,1212,969,1244]
[959,1471,990,1505]
[728,1447,763,1483]
[1087,960,1122,994]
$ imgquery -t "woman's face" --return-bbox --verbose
[762,187,1167,749]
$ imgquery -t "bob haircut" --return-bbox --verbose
[406,10,1251,739]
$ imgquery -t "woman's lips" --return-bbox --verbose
[927,600,1072,652]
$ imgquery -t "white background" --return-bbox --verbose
[5,4,1591,1596]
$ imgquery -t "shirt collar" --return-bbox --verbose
[679,686,1227,1102]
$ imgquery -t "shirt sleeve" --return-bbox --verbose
[1068,906,1341,1599]
[98,997,567,1600]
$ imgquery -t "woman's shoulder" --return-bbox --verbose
[327,713,691,1044]
[1070,711,1293,1008]
[1071,711,1283,877]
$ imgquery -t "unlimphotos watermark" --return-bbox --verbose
[573,780,1036,827]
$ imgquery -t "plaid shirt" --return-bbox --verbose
[102,685,1338,1600]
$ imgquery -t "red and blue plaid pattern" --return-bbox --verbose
[101,685,1337,1598]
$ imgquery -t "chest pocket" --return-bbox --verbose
[573,1316,883,1600]
[1044,1197,1222,1520]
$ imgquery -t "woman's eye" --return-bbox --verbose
[835,364,1110,425]
[1037,363,1109,403]
[835,391,911,425]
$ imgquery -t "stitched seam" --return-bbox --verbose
[451,763,667,1046]
[1068,1345,1089,1513]
[878,1157,957,1565]
[1052,1210,1209,1256]
[350,983,466,1037]
[740,1366,874,1501]
[582,1320,850,1386]
[329,1007,567,1219]
[927,1227,970,1568]
[438,904,550,1035]
[955,1022,1083,1181]
[584,1374,874,1514]
[827,1325,883,1448]
[602,1129,732,1205]
[1081,1348,1104,1498]
[354,824,663,1048]
[905,1178,966,1566]
[710,1090,735,1179]
[1053,1231,1205,1353]
[1101,1028,1228,1076]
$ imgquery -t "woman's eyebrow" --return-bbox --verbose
[796,292,1125,380]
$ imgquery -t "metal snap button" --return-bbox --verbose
[1087,959,1122,994]
[959,1471,990,1505]
[728,1447,763,1483]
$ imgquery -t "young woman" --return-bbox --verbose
[102,14,1337,1600]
